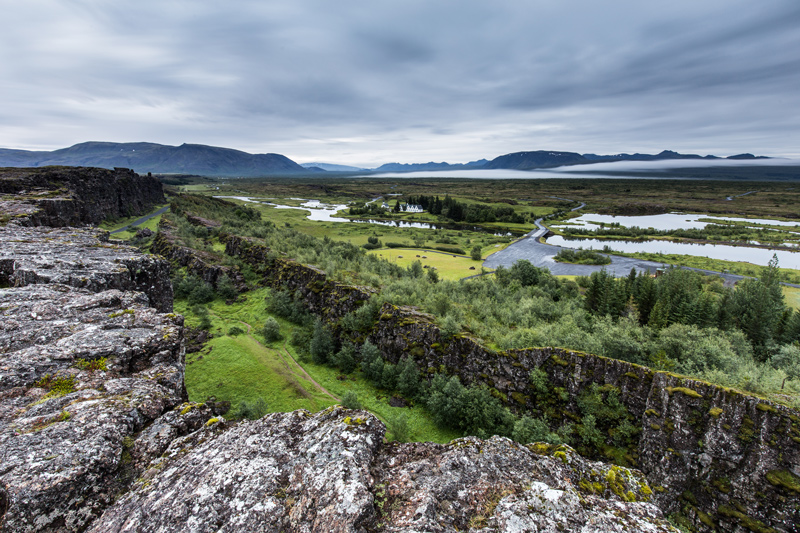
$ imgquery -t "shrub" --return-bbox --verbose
[228,326,245,336]
[232,398,268,420]
[261,317,282,342]
[387,413,410,442]
[341,390,362,410]
[434,246,466,255]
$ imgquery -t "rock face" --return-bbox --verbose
[0,166,164,227]
[0,225,189,531]
[89,407,678,533]
[151,219,245,292]
[221,233,800,533]
[0,226,173,313]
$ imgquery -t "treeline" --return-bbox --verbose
[583,261,798,360]
[405,194,525,224]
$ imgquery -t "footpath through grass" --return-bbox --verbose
[177,288,458,443]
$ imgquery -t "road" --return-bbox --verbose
[109,205,170,234]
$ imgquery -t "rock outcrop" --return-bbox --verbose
[0,166,164,227]
[0,225,188,531]
[89,407,678,533]
[151,219,246,292]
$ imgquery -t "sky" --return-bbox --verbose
[2,1,799,167]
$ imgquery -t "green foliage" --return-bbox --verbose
[332,343,358,374]
[512,415,562,445]
[396,357,420,399]
[554,248,611,265]
[215,274,238,300]
[34,374,77,397]
[228,326,245,336]
[309,320,335,365]
[74,357,107,372]
[341,390,362,410]
[231,397,269,420]
[470,245,482,261]
[261,317,282,342]
[387,412,411,442]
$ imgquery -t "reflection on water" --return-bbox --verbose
[546,235,800,269]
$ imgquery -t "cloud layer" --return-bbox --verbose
[2,1,799,166]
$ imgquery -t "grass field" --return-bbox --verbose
[177,289,459,443]
[369,248,485,280]
[784,286,800,310]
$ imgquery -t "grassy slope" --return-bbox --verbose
[177,289,458,443]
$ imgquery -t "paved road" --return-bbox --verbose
[109,205,170,234]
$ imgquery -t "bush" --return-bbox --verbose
[341,390,362,410]
[332,343,358,374]
[228,326,245,336]
[232,398,268,420]
[434,246,466,255]
[387,413,410,442]
[261,317,282,342]
[385,242,410,248]
[470,245,482,261]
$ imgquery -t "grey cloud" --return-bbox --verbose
[0,0,798,163]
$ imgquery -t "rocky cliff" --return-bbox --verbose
[0,166,164,227]
[220,232,800,533]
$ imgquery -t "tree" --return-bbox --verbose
[396,357,420,398]
[262,317,281,342]
[310,319,335,364]
[216,274,238,300]
[512,415,562,445]
[470,245,482,261]
[729,256,785,360]
[427,267,439,284]
[341,390,362,410]
[333,343,358,374]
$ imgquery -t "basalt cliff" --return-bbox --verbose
[0,169,797,532]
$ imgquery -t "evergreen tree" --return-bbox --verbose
[309,319,335,365]
[396,357,420,398]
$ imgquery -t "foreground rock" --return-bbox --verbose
[0,226,173,312]
[0,225,190,532]
[90,407,678,533]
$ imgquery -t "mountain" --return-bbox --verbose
[483,151,588,170]
[300,162,366,172]
[0,141,308,176]
[373,159,488,172]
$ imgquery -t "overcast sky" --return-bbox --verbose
[2,1,799,166]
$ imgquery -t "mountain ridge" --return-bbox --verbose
[0,142,769,176]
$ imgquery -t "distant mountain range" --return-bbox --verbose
[0,142,768,176]
[0,142,307,177]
